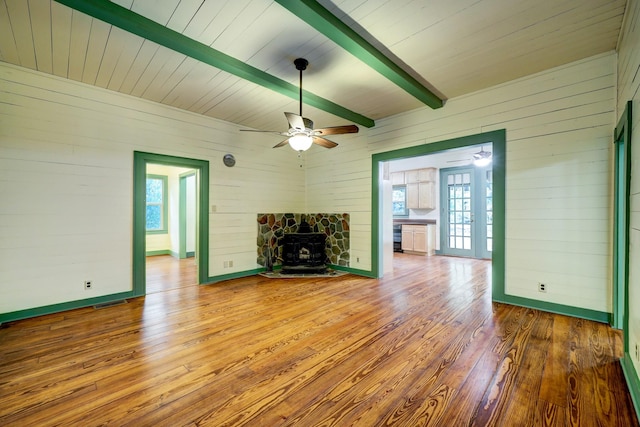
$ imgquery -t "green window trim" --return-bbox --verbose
[146,174,168,234]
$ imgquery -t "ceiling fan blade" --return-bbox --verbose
[284,112,306,131]
[240,129,285,135]
[313,124,359,136]
[312,136,338,149]
[273,139,290,148]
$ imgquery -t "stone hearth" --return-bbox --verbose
[257,213,350,268]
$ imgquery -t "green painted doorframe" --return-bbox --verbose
[133,152,209,296]
[371,130,506,296]
[613,101,632,332]
[371,129,610,322]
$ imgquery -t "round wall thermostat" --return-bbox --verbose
[223,154,236,167]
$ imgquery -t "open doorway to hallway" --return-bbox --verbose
[133,152,209,297]
[144,164,198,293]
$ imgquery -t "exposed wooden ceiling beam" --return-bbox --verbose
[53,0,375,128]
[275,0,444,110]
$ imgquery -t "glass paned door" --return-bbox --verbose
[485,170,493,255]
[440,165,493,259]
[443,168,474,257]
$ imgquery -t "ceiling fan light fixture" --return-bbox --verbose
[288,134,313,151]
[473,156,492,167]
[472,145,492,166]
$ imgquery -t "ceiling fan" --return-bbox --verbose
[447,146,493,166]
[241,58,359,151]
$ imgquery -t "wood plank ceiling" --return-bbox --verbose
[0,0,628,133]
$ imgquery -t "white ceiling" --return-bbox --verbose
[0,0,628,134]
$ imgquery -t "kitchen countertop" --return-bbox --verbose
[393,219,437,225]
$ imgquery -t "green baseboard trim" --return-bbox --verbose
[0,291,134,324]
[493,294,611,323]
[185,251,195,258]
[329,264,377,278]
[621,354,640,421]
[205,268,267,284]
[146,250,172,257]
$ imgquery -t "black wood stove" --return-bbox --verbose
[281,221,327,274]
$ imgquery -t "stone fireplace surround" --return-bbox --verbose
[257,213,350,268]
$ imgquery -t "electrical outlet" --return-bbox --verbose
[538,282,547,293]
[229,260,233,268]
[84,280,92,290]
[223,261,229,268]
[357,257,360,263]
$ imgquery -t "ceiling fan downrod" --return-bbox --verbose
[294,58,308,117]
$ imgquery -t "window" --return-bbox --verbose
[146,174,168,233]
[392,185,409,217]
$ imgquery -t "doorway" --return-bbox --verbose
[132,152,210,297]
[440,164,492,259]
[372,130,505,300]
[144,165,198,293]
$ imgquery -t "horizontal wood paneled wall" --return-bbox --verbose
[0,51,619,321]
[0,62,305,313]
[307,52,616,313]
[617,0,640,411]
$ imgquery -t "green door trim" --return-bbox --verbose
[370,129,609,323]
[133,152,209,295]
[612,101,632,332]
[371,130,506,296]
[615,99,640,427]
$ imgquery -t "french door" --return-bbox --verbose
[440,166,492,259]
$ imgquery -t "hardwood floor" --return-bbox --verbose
[145,255,197,293]
[0,254,637,426]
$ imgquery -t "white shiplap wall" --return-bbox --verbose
[307,52,616,313]
[0,62,305,313]
[0,51,619,316]
[617,0,640,388]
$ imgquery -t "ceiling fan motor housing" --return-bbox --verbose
[294,58,309,71]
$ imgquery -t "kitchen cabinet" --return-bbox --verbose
[390,172,405,185]
[406,181,435,209]
[405,168,436,183]
[403,167,436,210]
[401,224,435,255]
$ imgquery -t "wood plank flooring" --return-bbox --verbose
[0,254,637,426]
[145,255,197,293]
